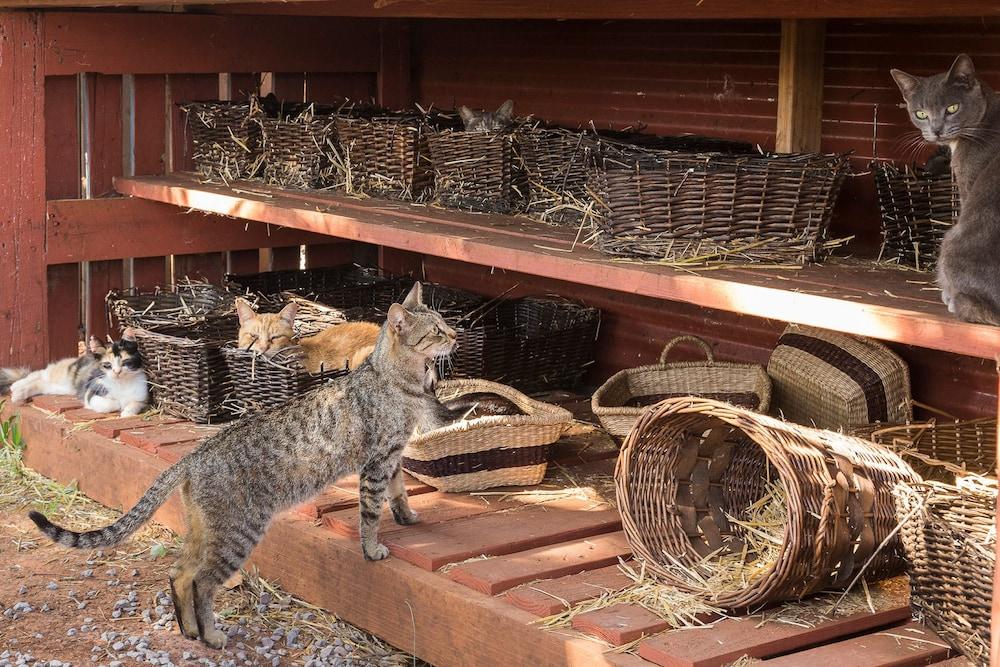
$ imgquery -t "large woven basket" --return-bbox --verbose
[426,130,525,214]
[258,105,339,190]
[873,161,959,270]
[403,379,572,492]
[895,479,995,665]
[858,418,996,484]
[767,324,912,431]
[226,265,404,311]
[519,127,600,225]
[592,336,772,437]
[222,345,347,415]
[591,148,849,265]
[616,397,920,609]
[107,283,236,334]
[181,100,261,182]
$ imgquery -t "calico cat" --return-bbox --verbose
[458,99,515,132]
[235,298,380,371]
[3,330,148,417]
[891,54,1000,325]
[29,283,456,649]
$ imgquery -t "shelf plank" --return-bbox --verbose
[115,174,1000,360]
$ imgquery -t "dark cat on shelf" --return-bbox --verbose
[458,99,515,132]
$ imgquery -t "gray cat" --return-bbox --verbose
[27,282,456,649]
[458,99,514,132]
[892,54,1000,325]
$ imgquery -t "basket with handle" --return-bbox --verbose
[592,336,771,437]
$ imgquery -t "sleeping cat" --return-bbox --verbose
[458,99,515,132]
[1,330,149,417]
[235,298,380,371]
[891,54,1000,325]
[29,283,456,649]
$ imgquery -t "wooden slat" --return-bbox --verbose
[86,259,121,340]
[304,242,356,268]
[505,564,633,617]
[761,622,950,667]
[449,532,632,595]
[293,473,435,519]
[88,73,123,197]
[271,245,303,271]
[775,20,825,153]
[131,256,167,288]
[324,491,518,537]
[133,74,166,176]
[44,75,79,200]
[228,249,262,275]
[46,263,82,359]
[0,12,47,368]
[572,604,672,646]
[90,414,183,439]
[168,73,217,174]
[173,252,225,284]
[115,175,1000,360]
[46,198,335,264]
[42,12,379,76]
[378,19,412,108]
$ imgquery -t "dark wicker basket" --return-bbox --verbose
[181,101,261,182]
[592,148,850,265]
[519,127,600,225]
[857,418,996,484]
[258,107,339,190]
[873,161,959,270]
[225,265,403,310]
[107,283,236,334]
[222,344,348,415]
[426,130,525,214]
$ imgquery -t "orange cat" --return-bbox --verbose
[235,298,381,372]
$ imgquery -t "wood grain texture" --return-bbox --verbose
[776,20,825,153]
[378,19,411,108]
[760,622,950,667]
[572,604,671,646]
[46,263,82,360]
[505,564,633,616]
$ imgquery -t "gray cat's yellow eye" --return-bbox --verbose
[946,103,960,114]
[915,110,929,120]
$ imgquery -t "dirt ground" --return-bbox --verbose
[0,427,426,667]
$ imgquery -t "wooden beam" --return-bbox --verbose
[0,13,46,367]
[42,12,379,76]
[776,19,825,153]
[378,19,411,109]
[45,197,343,264]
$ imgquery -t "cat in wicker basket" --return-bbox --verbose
[1,328,149,417]
[458,99,515,132]
[892,54,1000,325]
[235,298,381,372]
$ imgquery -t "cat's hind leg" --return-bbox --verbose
[171,497,209,640]
[358,460,393,561]
[191,524,262,649]
[388,465,419,526]
[952,292,1000,325]
[9,371,44,403]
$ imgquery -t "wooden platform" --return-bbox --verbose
[112,174,1000,361]
[5,396,972,667]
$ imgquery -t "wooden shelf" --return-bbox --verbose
[115,173,1000,360]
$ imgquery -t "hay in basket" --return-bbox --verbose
[402,379,573,493]
[592,335,771,437]
[615,397,920,609]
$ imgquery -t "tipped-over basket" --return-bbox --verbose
[615,397,920,609]
[592,336,771,437]
[402,379,572,493]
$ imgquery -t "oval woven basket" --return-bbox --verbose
[592,336,771,437]
[615,397,920,609]
[403,379,572,493]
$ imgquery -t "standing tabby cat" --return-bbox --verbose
[29,283,455,649]
[892,54,1000,325]
[458,99,515,132]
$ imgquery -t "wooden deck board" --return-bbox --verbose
[505,564,634,616]
[324,491,519,537]
[572,603,672,646]
[761,622,951,666]
[115,174,1000,360]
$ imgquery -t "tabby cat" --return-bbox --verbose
[892,54,1000,324]
[235,298,380,371]
[458,100,515,132]
[2,330,148,417]
[29,283,456,649]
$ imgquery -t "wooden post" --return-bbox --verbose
[0,12,47,367]
[994,361,1000,667]
[775,19,825,153]
[378,19,411,111]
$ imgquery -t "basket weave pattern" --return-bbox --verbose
[519,127,599,225]
[615,397,920,609]
[182,101,260,182]
[859,418,996,484]
[259,112,338,190]
[222,345,347,415]
[334,115,436,200]
[426,130,524,214]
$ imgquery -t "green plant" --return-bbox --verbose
[0,399,23,451]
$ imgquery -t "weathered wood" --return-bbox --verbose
[505,564,633,616]
[304,242,355,268]
[46,263,82,360]
[0,12,47,368]
[173,252,225,284]
[86,259,122,341]
[133,74,167,176]
[271,245,302,271]
[44,75,79,200]
[324,491,516,537]
[572,604,671,646]
[761,622,950,666]
[378,19,411,109]
[775,20,825,153]
[115,175,1000,360]
[90,414,183,439]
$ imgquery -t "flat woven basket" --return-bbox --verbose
[767,324,912,431]
[592,336,772,437]
[181,100,261,182]
[426,130,525,214]
[222,345,348,416]
[895,479,996,665]
[591,148,849,265]
[403,379,573,493]
[616,397,920,609]
[873,161,959,270]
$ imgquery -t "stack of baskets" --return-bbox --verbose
[181,100,262,182]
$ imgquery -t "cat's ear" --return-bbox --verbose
[121,327,137,343]
[947,53,977,87]
[458,106,476,125]
[387,303,411,334]
[496,99,514,120]
[277,301,298,327]
[87,336,105,355]
[235,298,257,325]
[890,68,921,100]
[401,281,423,309]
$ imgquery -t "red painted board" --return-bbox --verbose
[305,242,356,269]
[119,423,219,453]
[572,603,672,646]
[62,408,117,423]
[168,73,217,173]
[44,75,79,200]
[505,564,633,617]
[87,259,122,341]
[293,474,434,519]
[90,414,183,439]
[88,74,122,197]
[228,249,262,275]
[324,491,516,538]
[47,263,83,361]
[30,395,84,414]
[761,622,951,667]
[134,74,167,177]
[271,245,302,271]
[132,256,167,289]
[156,441,200,465]
[173,252,225,285]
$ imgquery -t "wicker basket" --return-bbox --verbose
[857,418,996,484]
[222,345,348,415]
[592,336,772,437]
[616,397,920,609]
[591,148,849,265]
[226,265,404,310]
[403,379,573,492]
[519,127,600,225]
[767,324,912,431]
[107,283,236,334]
[426,130,525,214]
[258,106,339,190]
[134,319,238,424]
[181,101,261,182]
[895,479,996,665]
[873,161,959,270]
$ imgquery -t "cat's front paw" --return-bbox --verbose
[9,380,28,403]
[391,506,420,526]
[363,543,390,561]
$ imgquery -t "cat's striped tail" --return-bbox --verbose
[0,367,29,394]
[29,462,186,549]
